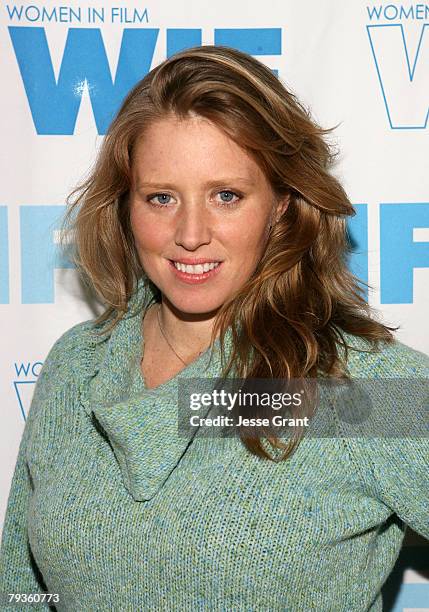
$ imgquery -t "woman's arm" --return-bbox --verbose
[0,320,93,609]
[359,437,429,541]
[0,413,49,609]
[336,339,429,541]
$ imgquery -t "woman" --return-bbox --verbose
[0,45,427,611]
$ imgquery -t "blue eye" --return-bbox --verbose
[217,190,241,206]
[146,190,242,209]
[147,193,172,207]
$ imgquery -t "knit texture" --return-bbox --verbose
[0,275,428,611]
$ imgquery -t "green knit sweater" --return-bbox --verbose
[1,276,428,611]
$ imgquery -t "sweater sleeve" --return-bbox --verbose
[355,437,429,540]
[0,413,49,609]
[0,321,93,609]
[336,338,429,541]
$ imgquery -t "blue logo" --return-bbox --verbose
[8,26,281,135]
[13,360,42,421]
[366,6,428,129]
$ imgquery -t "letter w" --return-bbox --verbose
[8,27,159,135]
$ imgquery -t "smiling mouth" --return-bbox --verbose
[169,260,221,274]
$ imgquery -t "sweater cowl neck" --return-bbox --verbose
[79,275,233,502]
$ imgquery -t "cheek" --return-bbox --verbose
[221,214,269,249]
[130,208,166,251]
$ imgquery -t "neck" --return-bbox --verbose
[155,297,221,357]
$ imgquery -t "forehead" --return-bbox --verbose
[131,114,265,183]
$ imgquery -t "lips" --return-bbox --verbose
[167,259,223,284]
[172,261,220,273]
[169,258,222,265]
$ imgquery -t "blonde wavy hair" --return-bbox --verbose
[61,45,397,460]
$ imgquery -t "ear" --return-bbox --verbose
[274,193,290,223]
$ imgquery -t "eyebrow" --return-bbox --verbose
[136,178,256,189]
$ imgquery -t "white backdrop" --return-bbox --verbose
[1,1,428,609]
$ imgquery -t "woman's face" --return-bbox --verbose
[129,113,288,316]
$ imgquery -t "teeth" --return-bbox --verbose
[173,261,220,274]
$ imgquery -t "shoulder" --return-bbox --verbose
[339,331,429,378]
[25,317,110,438]
[45,318,96,358]
[329,332,428,440]
[34,318,107,400]
[42,318,96,368]
[330,332,428,479]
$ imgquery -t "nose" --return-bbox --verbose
[174,200,212,251]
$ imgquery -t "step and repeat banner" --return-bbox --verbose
[1,1,428,609]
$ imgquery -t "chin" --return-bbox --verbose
[169,296,224,316]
